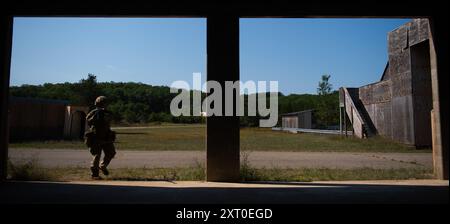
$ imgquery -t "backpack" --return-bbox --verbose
[86,108,101,127]
[84,108,100,147]
[84,108,116,146]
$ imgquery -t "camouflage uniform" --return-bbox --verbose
[86,96,116,178]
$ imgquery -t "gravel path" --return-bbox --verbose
[8,149,432,169]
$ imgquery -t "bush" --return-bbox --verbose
[240,151,261,181]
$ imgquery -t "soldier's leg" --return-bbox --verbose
[90,145,102,177]
[100,143,116,175]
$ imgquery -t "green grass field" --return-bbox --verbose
[9,124,429,152]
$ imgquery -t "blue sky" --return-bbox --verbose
[10,17,410,94]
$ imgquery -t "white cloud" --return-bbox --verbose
[105,64,117,71]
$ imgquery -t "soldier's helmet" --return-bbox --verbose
[94,96,108,108]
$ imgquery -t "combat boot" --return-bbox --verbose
[100,166,109,176]
[91,167,101,179]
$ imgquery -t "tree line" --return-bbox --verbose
[10,74,339,127]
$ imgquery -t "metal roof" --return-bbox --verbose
[281,109,315,116]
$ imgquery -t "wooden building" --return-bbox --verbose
[8,97,89,142]
[340,19,433,148]
[281,109,316,129]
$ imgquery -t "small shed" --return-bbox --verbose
[8,97,89,141]
[63,105,90,140]
[281,109,316,129]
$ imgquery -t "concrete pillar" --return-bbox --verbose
[428,17,449,180]
[0,16,13,181]
[206,15,240,182]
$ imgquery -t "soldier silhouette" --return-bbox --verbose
[85,96,116,179]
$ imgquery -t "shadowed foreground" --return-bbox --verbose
[0,180,447,204]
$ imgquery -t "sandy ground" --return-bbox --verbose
[9,149,432,169]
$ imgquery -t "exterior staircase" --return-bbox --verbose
[340,87,376,138]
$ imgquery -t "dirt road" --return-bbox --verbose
[9,149,432,169]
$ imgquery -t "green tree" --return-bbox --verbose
[10,76,340,127]
[317,74,333,95]
[315,91,339,128]
[75,74,102,107]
